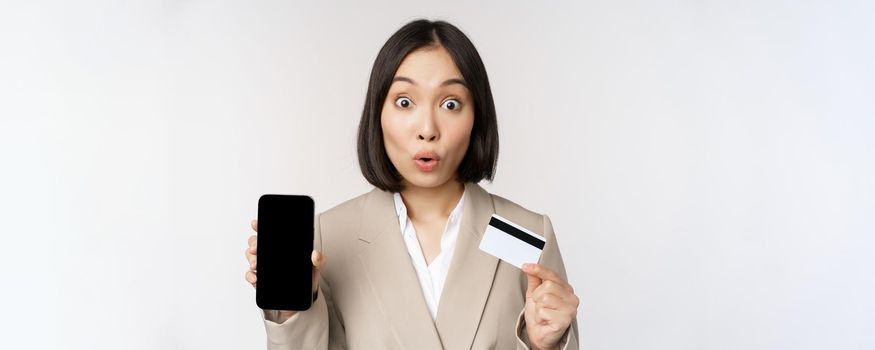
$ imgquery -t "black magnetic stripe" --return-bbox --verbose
[488,217,545,250]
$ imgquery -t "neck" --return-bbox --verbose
[400,179,465,221]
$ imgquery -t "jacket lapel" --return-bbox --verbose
[434,182,499,349]
[356,188,444,350]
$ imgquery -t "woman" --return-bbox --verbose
[245,19,580,350]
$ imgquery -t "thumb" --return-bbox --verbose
[311,251,326,292]
[312,250,326,271]
[525,269,542,298]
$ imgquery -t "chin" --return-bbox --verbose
[402,172,455,189]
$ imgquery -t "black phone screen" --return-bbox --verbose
[256,194,314,311]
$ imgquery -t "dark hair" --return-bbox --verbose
[357,19,499,192]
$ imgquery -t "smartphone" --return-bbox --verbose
[256,194,315,311]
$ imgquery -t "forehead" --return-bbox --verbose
[392,45,463,85]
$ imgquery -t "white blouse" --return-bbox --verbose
[392,189,467,320]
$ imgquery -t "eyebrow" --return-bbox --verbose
[391,76,467,88]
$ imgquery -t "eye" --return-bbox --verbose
[441,99,461,111]
[394,97,413,109]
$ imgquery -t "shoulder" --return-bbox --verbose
[318,191,371,222]
[487,189,552,237]
[315,186,398,237]
[489,192,543,219]
[310,190,375,257]
[488,189,568,280]
[315,189,377,238]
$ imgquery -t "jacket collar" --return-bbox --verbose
[356,182,499,349]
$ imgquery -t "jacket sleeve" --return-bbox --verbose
[260,213,348,349]
[514,214,580,350]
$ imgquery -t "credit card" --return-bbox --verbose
[478,214,545,269]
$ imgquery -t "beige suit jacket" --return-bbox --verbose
[261,182,579,349]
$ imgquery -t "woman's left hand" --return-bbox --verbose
[522,263,579,350]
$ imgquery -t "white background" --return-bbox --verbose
[1,1,873,349]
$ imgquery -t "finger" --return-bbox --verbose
[533,292,563,311]
[535,309,568,332]
[523,263,563,283]
[244,247,255,261]
[249,254,257,270]
[523,263,571,291]
[251,219,258,232]
[245,270,257,285]
[535,306,558,324]
[533,280,577,306]
[312,250,326,271]
[312,250,326,293]
[248,235,257,248]
[526,272,542,298]
[534,280,562,296]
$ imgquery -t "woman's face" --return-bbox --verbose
[381,45,475,190]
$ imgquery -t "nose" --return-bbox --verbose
[417,108,439,142]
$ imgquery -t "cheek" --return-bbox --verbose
[447,115,475,158]
[380,111,406,159]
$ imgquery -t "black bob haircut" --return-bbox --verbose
[356,19,499,193]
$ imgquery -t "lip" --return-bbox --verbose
[413,150,440,172]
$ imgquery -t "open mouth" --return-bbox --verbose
[414,151,440,172]
[414,158,438,171]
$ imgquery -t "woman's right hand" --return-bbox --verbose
[245,218,326,322]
